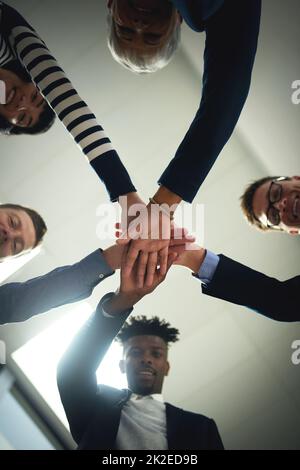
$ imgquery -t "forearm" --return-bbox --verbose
[202,255,300,322]
[159,0,261,202]
[102,290,140,316]
[57,297,131,441]
[0,249,113,325]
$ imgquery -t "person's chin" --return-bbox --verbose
[134,379,155,394]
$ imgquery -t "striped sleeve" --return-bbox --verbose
[1,2,136,201]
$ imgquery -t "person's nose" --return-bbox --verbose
[132,14,150,29]
[1,227,11,241]
[16,94,28,111]
[276,196,287,215]
[140,354,152,365]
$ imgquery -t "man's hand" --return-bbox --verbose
[103,245,177,316]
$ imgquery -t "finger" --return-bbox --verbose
[145,251,158,288]
[123,245,140,276]
[158,246,168,277]
[167,252,177,270]
[136,252,149,288]
[157,252,176,283]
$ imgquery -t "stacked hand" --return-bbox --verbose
[102,228,205,316]
[102,244,178,316]
[116,191,195,288]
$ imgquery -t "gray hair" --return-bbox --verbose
[106,13,181,74]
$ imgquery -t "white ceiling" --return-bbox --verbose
[0,0,300,450]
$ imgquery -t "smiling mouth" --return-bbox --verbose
[292,195,300,219]
[0,229,5,244]
[131,0,156,13]
[137,369,155,377]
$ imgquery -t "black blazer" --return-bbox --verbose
[57,294,224,450]
[202,255,300,322]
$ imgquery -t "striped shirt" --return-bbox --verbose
[0,2,136,201]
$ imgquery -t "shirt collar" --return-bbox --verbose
[129,392,164,403]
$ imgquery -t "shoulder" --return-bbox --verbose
[166,402,215,426]
[96,384,127,404]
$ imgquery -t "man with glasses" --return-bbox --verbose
[240,176,300,236]
[163,175,300,323]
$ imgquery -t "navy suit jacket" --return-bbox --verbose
[57,294,224,450]
[159,0,262,202]
[202,255,300,323]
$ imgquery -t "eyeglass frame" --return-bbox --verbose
[265,176,290,228]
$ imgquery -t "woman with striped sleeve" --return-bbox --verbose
[0,1,136,202]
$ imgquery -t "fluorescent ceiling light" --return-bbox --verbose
[0,247,41,284]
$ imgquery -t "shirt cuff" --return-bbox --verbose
[79,249,114,286]
[100,292,134,319]
[192,250,220,285]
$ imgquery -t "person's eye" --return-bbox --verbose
[153,351,161,358]
[116,24,134,38]
[129,349,139,356]
[270,185,281,203]
[17,113,26,125]
[9,216,16,228]
[268,208,279,225]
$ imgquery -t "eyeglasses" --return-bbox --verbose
[266,177,289,228]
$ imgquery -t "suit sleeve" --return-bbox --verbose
[207,419,224,450]
[56,293,132,444]
[1,2,136,201]
[159,0,261,202]
[0,250,114,325]
[202,255,300,322]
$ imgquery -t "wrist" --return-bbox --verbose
[104,290,140,315]
[121,192,145,208]
[102,245,120,271]
[153,186,182,207]
[185,248,206,273]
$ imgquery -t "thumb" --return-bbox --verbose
[166,252,177,272]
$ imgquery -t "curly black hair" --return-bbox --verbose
[116,316,180,347]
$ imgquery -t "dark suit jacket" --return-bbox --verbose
[202,255,300,322]
[57,294,224,450]
[159,0,262,202]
